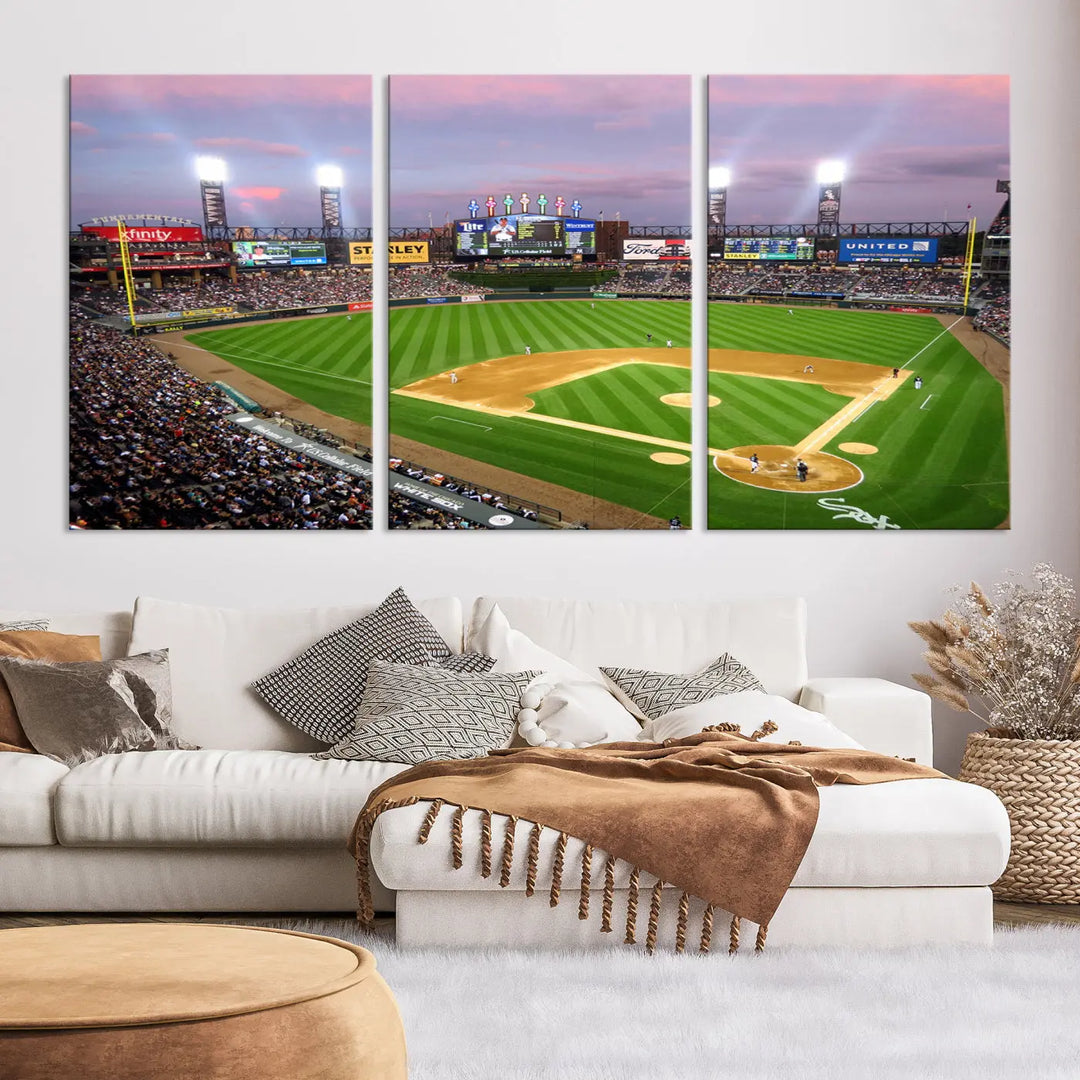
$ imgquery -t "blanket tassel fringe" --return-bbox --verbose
[354,800,771,955]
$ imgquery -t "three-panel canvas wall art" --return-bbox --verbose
[69,75,1010,532]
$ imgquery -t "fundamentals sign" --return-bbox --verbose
[349,242,430,265]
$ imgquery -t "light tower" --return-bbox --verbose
[815,160,845,236]
[317,165,344,236]
[708,166,730,235]
[196,156,229,237]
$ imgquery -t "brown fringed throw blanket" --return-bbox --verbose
[349,731,945,954]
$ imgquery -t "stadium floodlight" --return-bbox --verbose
[709,166,731,188]
[316,164,344,189]
[816,160,845,185]
[196,156,227,183]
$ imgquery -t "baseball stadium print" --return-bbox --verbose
[707,76,1010,530]
[69,75,374,530]
[388,75,692,530]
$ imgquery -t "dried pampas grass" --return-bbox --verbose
[912,564,1080,740]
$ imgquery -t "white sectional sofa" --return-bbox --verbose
[0,595,1010,948]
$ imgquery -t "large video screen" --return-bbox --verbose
[838,237,938,264]
[454,215,595,257]
[232,241,327,268]
[723,237,815,261]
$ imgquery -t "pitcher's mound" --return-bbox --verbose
[651,452,691,465]
[661,393,721,408]
[713,445,863,493]
[838,442,878,455]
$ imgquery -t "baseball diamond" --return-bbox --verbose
[171,297,1008,531]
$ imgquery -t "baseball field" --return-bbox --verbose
[173,297,1008,531]
[390,299,694,527]
[706,304,1009,530]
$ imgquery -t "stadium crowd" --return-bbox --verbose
[74,269,373,318]
[68,308,372,529]
[389,265,490,300]
[972,293,1011,344]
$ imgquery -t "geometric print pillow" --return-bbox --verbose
[0,620,50,631]
[599,654,765,722]
[312,660,540,765]
[251,587,491,746]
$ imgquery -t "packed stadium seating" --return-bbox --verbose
[389,265,490,300]
[68,308,372,529]
[972,293,1011,344]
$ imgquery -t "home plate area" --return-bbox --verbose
[713,446,864,494]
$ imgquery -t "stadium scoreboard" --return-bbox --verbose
[722,237,815,261]
[838,238,939,264]
[232,241,327,268]
[454,215,595,258]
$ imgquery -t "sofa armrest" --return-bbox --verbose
[798,678,934,766]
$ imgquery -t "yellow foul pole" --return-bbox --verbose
[116,220,140,337]
[962,216,977,311]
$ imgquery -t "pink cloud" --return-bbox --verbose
[126,131,177,143]
[708,74,1008,109]
[195,136,307,157]
[70,75,371,110]
[338,145,368,156]
[239,201,256,214]
[390,75,688,118]
[70,120,96,136]
[231,186,286,201]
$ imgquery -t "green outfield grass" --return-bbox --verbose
[707,304,1009,530]
[390,299,693,525]
[185,313,372,426]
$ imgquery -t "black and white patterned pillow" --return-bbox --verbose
[0,620,50,632]
[312,660,540,765]
[251,587,493,745]
[599,654,764,721]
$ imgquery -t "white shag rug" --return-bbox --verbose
[254,919,1080,1080]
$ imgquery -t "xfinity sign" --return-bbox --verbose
[838,237,939,264]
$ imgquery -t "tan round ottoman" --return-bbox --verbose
[0,923,406,1080]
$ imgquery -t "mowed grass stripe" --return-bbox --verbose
[185,313,372,425]
[392,396,690,523]
[708,373,846,448]
[709,304,941,366]
[390,300,691,386]
[528,364,691,444]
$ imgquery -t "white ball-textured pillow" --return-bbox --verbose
[639,692,864,750]
[471,605,641,746]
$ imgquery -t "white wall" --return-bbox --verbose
[1,0,1076,774]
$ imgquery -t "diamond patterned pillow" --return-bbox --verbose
[251,587,493,745]
[312,660,540,765]
[0,620,50,632]
[599,654,765,721]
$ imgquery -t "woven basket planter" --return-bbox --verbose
[959,730,1080,903]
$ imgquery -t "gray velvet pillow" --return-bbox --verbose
[0,650,187,766]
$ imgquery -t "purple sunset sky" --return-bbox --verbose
[69,76,372,228]
[389,76,691,226]
[709,76,1009,225]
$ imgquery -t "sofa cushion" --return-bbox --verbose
[54,750,409,847]
[0,631,103,751]
[370,777,1011,891]
[314,661,539,765]
[0,610,132,662]
[469,596,807,701]
[126,596,464,752]
[600,655,765,721]
[0,753,69,846]
[251,588,479,747]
